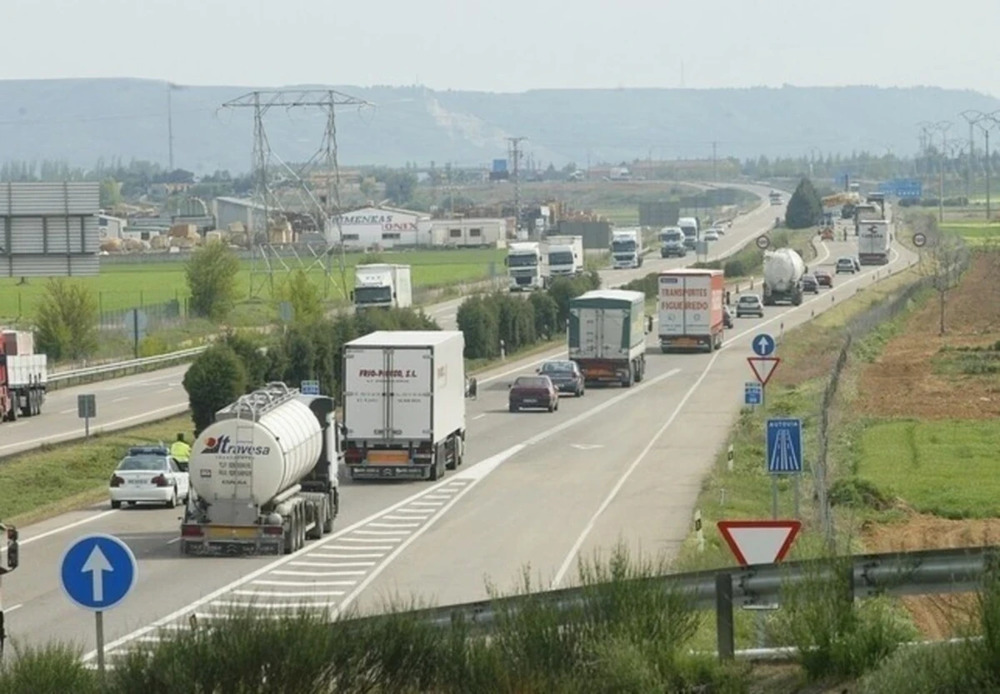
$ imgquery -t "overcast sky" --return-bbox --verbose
[3,0,997,97]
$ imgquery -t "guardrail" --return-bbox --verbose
[47,346,208,391]
[362,545,997,662]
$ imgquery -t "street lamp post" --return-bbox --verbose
[974,112,1000,222]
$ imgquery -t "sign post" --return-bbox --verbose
[766,418,803,519]
[77,394,97,439]
[61,534,137,677]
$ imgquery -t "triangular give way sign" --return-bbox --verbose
[747,356,780,386]
[717,520,801,566]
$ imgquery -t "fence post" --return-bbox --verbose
[715,572,734,661]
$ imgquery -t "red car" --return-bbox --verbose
[509,375,559,413]
[813,269,833,288]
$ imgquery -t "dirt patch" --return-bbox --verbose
[862,512,1000,639]
[854,254,1000,420]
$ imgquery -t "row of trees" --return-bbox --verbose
[182,308,439,435]
[457,272,601,360]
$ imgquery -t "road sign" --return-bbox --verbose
[912,232,927,248]
[61,534,137,611]
[77,394,96,419]
[751,333,775,357]
[744,381,762,406]
[278,301,293,324]
[755,235,770,250]
[717,520,801,566]
[300,380,320,395]
[747,356,780,386]
[767,418,803,473]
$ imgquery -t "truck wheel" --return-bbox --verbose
[323,496,335,534]
[446,436,458,470]
[111,500,121,509]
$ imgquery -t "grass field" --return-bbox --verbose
[940,223,1000,244]
[0,248,506,321]
[856,419,1000,519]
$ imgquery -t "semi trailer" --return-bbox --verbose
[568,289,647,387]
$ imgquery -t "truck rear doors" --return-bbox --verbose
[344,347,432,441]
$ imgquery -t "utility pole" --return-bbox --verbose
[960,110,983,202]
[712,141,718,182]
[166,83,175,171]
[932,121,952,223]
[975,113,1000,222]
[507,137,527,235]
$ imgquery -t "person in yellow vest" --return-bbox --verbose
[170,433,191,471]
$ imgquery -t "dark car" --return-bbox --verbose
[509,375,559,413]
[801,273,819,294]
[537,360,585,397]
[813,269,833,287]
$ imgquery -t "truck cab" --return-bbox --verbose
[660,227,686,258]
[351,264,412,310]
[611,229,642,269]
[677,217,699,250]
[546,235,584,278]
[506,242,548,291]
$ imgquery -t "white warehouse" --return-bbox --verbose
[326,206,432,249]
[429,218,508,248]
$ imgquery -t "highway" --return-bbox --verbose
[0,185,776,459]
[0,192,918,661]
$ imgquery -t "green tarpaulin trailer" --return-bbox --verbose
[568,290,647,387]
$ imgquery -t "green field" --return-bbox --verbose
[856,419,1000,519]
[0,248,506,321]
[941,223,1000,240]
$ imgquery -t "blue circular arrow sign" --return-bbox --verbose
[60,534,137,611]
[752,333,776,357]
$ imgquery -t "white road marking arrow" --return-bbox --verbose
[82,545,112,603]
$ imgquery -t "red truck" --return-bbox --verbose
[657,269,725,352]
[0,331,47,422]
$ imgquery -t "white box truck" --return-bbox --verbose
[342,331,467,481]
[611,228,643,269]
[545,235,584,277]
[181,383,341,556]
[351,264,413,310]
[678,217,700,250]
[657,269,726,353]
[506,241,549,291]
[0,330,46,421]
[858,220,891,265]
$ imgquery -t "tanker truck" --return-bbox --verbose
[762,248,806,306]
[180,382,341,556]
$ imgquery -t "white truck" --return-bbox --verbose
[677,217,700,251]
[568,290,647,387]
[506,241,549,291]
[660,227,687,258]
[546,235,584,277]
[342,330,466,481]
[0,330,46,422]
[657,269,726,353]
[611,228,643,269]
[351,264,413,310]
[762,248,806,306]
[858,220,891,265]
[180,382,341,556]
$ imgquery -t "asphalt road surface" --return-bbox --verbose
[2,212,919,663]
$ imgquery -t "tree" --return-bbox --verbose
[785,177,823,229]
[186,240,240,320]
[275,270,324,325]
[383,171,417,206]
[221,332,269,391]
[914,214,969,335]
[183,345,248,436]
[34,279,99,361]
[99,178,122,209]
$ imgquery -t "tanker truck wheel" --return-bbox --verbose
[322,495,335,534]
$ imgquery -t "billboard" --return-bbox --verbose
[0,182,101,277]
[878,179,923,199]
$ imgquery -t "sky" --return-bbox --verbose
[2,0,998,97]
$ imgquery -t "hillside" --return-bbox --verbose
[0,79,996,174]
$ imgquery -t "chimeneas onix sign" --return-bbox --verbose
[336,212,418,232]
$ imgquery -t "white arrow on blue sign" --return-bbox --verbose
[61,534,137,611]
[766,418,803,474]
[752,333,776,357]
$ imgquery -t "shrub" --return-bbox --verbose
[182,344,248,436]
[34,278,99,361]
[185,240,240,320]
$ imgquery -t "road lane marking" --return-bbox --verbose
[472,413,487,420]
[253,580,356,587]
[338,536,402,543]
[21,510,117,546]
[272,570,366,577]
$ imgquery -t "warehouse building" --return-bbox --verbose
[429,218,508,248]
[326,205,432,249]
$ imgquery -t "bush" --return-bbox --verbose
[34,278,99,361]
[182,344,248,436]
[185,240,240,320]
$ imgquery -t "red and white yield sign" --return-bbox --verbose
[747,356,780,386]
[717,520,801,566]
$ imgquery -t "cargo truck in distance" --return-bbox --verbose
[0,330,46,422]
[568,290,647,387]
[857,220,891,265]
[506,242,548,291]
[351,264,413,310]
[342,331,466,481]
[181,382,341,556]
[660,227,687,258]
[611,228,643,269]
[677,217,700,250]
[762,248,806,306]
[657,269,725,352]
[545,235,584,277]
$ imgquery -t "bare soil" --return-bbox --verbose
[853,253,1000,638]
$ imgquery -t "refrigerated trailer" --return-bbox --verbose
[342,331,467,481]
[657,269,726,352]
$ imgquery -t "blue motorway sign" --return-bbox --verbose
[61,534,137,611]
[300,380,321,395]
[766,418,803,474]
[878,178,923,199]
[744,381,762,406]
[752,333,776,357]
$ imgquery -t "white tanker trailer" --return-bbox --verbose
[180,382,342,556]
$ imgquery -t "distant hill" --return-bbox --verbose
[0,79,996,174]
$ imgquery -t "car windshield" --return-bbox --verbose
[117,455,167,472]
[541,362,574,374]
[514,376,549,388]
[838,258,853,264]
[739,296,758,305]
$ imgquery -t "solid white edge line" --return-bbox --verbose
[21,510,118,546]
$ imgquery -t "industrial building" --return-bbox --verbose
[326,205,432,249]
[429,218,508,248]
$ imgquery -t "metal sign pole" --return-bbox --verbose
[793,474,801,519]
[95,610,105,677]
[771,478,778,520]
